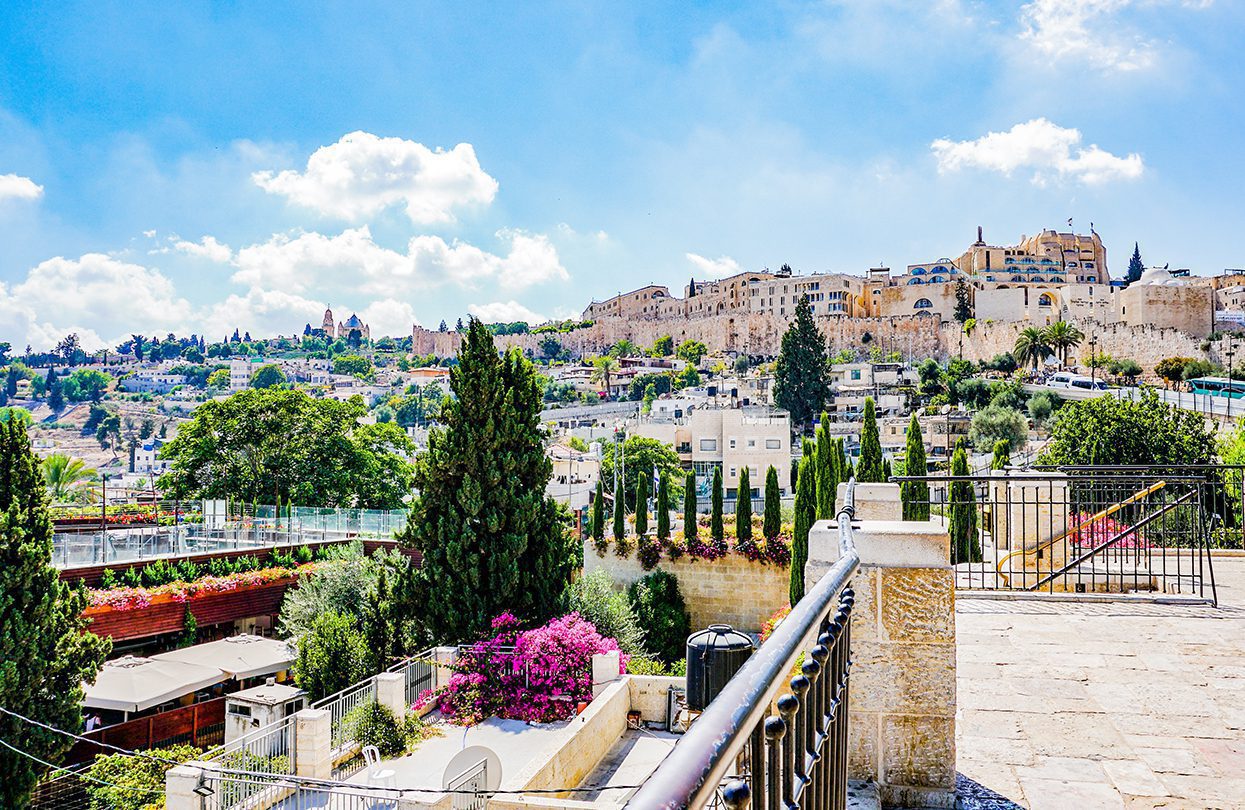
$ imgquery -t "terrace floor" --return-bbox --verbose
[956,554,1245,809]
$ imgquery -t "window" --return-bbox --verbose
[1038,293,1055,307]
[729,467,737,478]
[728,438,737,449]
[747,439,756,448]
[914,298,933,309]
[765,438,781,449]
[700,439,717,451]
[851,369,862,380]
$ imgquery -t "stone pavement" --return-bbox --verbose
[956,555,1245,809]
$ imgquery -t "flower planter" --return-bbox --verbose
[83,576,298,641]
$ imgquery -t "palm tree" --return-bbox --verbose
[1042,320,1084,367]
[591,355,620,400]
[42,453,98,503]
[1014,327,1053,373]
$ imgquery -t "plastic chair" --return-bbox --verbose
[362,744,397,788]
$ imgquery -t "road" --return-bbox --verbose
[1024,383,1244,424]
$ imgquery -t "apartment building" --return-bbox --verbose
[881,410,972,460]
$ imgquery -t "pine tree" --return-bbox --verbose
[683,470,698,543]
[790,455,816,605]
[763,465,781,540]
[900,414,930,521]
[1126,242,1144,284]
[613,477,625,542]
[0,419,110,807]
[815,414,836,520]
[656,472,670,541]
[591,480,605,541]
[857,397,884,482]
[710,465,724,545]
[735,466,752,542]
[634,472,649,537]
[773,296,829,434]
[948,440,981,564]
[396,319,573,643]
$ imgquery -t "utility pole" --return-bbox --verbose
[1228,337,1236,420]
[1089,335,1098,386]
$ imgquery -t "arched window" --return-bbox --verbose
[911,267,926,275]
[930,276,945,283]
[907,278,923,285]
[914,298,933,309]
[1011,275,1025,282]
[933,265,948,274]
[1038,293,1055,307]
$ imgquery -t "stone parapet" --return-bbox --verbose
[294,708,332,780]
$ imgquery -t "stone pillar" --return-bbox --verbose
[165,762,216,810]
[375,672,408,720]
[835,482,902,521]
[591,650,621,699]
[433,645,458,687]
[294,708,332,779]
[809,484,956,809]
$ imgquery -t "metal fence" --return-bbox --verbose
[52,525,335,569]
[627,481,861,810]
[198,773,402,810]
[203,713,298,809]
[311,678,377,755]
[387,648,439,707]
[892,465,1231,603]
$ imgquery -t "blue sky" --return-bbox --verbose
[1,0,1242,350]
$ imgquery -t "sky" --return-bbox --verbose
[1,0,1243,351]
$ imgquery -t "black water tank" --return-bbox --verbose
[685,625,755,711]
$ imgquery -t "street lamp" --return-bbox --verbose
[1227,337,1236,420]
[1089,335,1098,386]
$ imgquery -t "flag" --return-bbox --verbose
[1067,217,1073,227]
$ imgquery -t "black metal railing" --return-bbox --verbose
[627,481,861,810]
[891,465,1233,604]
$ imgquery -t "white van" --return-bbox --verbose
[1048,372,1107,391]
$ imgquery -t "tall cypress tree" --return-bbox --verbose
[591,480,606,554]
[0,419,110,807]
[613,477,626,541]
[763,465,781,540]
[1126,242,1144,284]
[948,440,981,564]
[634,472,649,537]
[683,470,698,543]
[790,456,816,605]
[815,414,836,520]
[857,397,884,482]
[991,440,1011,471]
[45,367,64,413]
[735,466,752,542]
[773,296,829,434]
[710,465,724,545]
[656,472,670,541]
[900,414,930,521]
[397,319,573,642]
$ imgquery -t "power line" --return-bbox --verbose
[0,737,165,797]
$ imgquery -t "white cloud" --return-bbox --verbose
[252,131,498,224]
[172,235,233,263]
[0,173,43,202]
[358,299,421,336]
[930,118,1143,185]
[686,252,744,279]
[199,287,326,341]
[468,300,548,324]
[1017,0,1210,72]
[231,226,409,293]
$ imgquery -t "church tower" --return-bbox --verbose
[321,306,335,338]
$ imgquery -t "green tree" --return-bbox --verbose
[600,436,683,511]
[1108,358,1142,384]
[651,335,674,357]
[900,414,930,521]
[84,744,202,810]
[45,368,64,413]
[683,470,697,543]
[710,465,724,546]
[763,465,781,540]
[990,440,1011,470]
[814,415,836,520]
[1014,327,1052,372]
[62,368,111,403]
[396,320,573,643]
[206,367,230,388]
[1127,242,1144,284]
[969,405,1028,453]
[591,480,605,543]
[953,277,973,323]
[249,363,287,389]
[735,466,752,542]
[568,571,647,657]
[333,354,375,380]
[790,455,815,605]
[656,472,670,541]
[857,397,884,482]
[613,477,626,541]
[1039,390,1216,467]
[634,472,649,537]
[1027,390,1060,425]
[41,453,98,503]
[0,419,110,807]
[948,441,981,564]
[676,339,708,366]
[627,571,690,665]
[773,296,829,433]
[293,610,370,701]
[1155,357,1194,388]
[591,355,620,400]
[1042,320,1084,367]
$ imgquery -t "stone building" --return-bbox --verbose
[954,226,1108,284]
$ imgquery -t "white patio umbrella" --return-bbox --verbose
[152,634,296,680]
[83,655,228,715]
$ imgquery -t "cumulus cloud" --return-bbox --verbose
[686,253,744,279]
[0,173,44,202]
[1017,0,1209,72]
[199,287,326,341]
[468,300,548,324]
[252,131,498,224]
[358,299,421,336]
[172,235,233,263]
[930,118,1143,185]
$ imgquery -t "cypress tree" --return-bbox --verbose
[815,414,836,520]
[883,457,892,480]
[763,465,781,540]
[948,440,981,564]
[900,414,930,521]
[735,466,752,542]
[46,368,64,413]
[683,470,698,543]
[656,472,670,541]
[773,296,829,434]
[0,419,110,807]
[634,472,649,537]
[1126,242,1144,284]
[790,455,816,605]
[857,397,884,482]
[710,465,724,544]
[991,440,1011,471]
[396,319,574,642]
[591,480,604,540]
[613,477,625,542]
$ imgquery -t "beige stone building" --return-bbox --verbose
[882,410,971,461]
[747,272,869,318]
[955,227,1108,285]
[582,284,674,320]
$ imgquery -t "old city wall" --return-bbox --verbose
[949,319,1209,373]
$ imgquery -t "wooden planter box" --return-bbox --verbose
[83,576,297,642]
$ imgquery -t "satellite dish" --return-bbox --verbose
[443,745,503,794]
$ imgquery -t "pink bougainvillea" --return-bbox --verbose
[417,612,628,725]
[87,563,319,611]
[1069,513,1150,550]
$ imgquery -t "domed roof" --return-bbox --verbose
[1136,267,1185,286]
[343,313,365,327]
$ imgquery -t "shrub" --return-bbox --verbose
[567,570,648,657]
[99,567,119,589]
[345,700,405,757]
[636,534,661,570]
[292,610,369,701]
[625,656,669,675]
[84,744,202,810]
[627,571,691,665]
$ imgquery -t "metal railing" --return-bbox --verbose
[627,481,861,810]
[387,647,440,706]
[891,465,1231,603]
[203,713,298,809]
[312,677,377,754]
[199,773,401,810]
